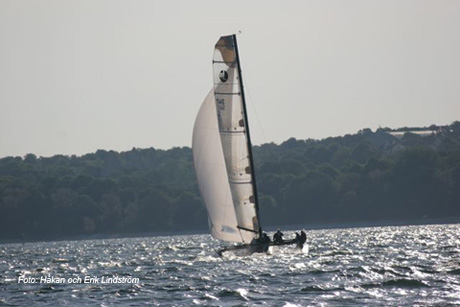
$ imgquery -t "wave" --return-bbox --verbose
[300,284,342,292]
[217,288,249,301]
[362,278,429,288]
[446,268,460,275]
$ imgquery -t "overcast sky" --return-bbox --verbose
[1,1,459,158]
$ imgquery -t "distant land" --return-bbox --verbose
[0,122,459,243]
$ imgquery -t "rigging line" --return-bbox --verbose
[242,78,267,146]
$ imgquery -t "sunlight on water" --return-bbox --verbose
[0,224,459,305]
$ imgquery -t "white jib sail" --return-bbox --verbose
[192,35,260,244]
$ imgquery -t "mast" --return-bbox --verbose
[232,34,263,239]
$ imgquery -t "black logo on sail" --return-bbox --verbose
[219,70,228,82]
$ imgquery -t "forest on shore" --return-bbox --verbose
[0,122,459,242]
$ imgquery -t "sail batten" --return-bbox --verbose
[192,35,262,244]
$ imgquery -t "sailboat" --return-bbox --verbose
[192,34,305,255]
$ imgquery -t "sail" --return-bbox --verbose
[192,90,243,243]
[192,35,261,244]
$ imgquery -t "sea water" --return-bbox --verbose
[1,224,459,306]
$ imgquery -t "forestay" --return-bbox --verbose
[192,35,261,244]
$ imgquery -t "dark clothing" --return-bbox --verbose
[273,230,284,244]
[295,230,307,249]
[261,233,270,244]
[251,232,270,253]
[295,232,301,242]
[300,231,307,244]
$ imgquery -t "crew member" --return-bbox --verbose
[273,229,284,244]
[298,230,307,249]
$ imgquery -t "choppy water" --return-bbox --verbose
[1,224,460,306]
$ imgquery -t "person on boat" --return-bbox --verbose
[251,233,270,245]
[273,229,284,244]
[297,230,307,249]
[300,230,307,243]
[261,232,271,252]
[250,232,271,253]
[262,233,270,245]
[295,232,301,242]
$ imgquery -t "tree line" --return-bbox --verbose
[0,122,459,242]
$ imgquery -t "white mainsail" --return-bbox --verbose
[192,35,261,244]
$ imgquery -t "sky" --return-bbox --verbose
[1,1,459,158]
